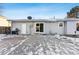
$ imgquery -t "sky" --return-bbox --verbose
[0,3,79,19]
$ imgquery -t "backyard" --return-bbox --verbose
[0,34,79,55]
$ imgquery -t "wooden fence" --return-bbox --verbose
[0,27,11,34]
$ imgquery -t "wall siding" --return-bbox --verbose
[11,21,65,35]
[44,22,64,35]
[66,21,79,35]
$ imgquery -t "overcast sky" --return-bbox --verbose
[1,3,79,19]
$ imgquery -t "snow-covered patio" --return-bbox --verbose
[0,34,79,55]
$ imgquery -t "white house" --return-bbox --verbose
[64,18,79,35]
[8,18,79,35]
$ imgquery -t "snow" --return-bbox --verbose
[0,34,6,41]
[0,34,26,40]
[0,35,26,55]
[0,34,79,55]
[5,39,27,55]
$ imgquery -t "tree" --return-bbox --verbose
[27,16,32,20]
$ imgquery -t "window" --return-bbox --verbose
[36,23,39,26]
[36,23,44,32]
[59,23,63,27]
[76,23,79,31]
[40,23,43,32]
[36,26,40,32]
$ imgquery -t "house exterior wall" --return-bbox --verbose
[44,22,64,35]
[12,22,33,34]
[12,22,22,34]
[44,22,57,34]
[64,22,67,34]
[66,21,79,35]
[57,22,65,35]
[11,21,65,35]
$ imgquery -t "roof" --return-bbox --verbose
[8,18,79,22]
[8,19,64,22]
[63,18,79,21]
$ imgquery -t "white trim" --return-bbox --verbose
[35,22,45,34]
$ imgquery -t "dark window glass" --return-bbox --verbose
[36,23,44,32]
[36,23,40,32]
[36,29,40,32]
[40,23,43,32]
[36,23,39,26]
[36,26,40,32]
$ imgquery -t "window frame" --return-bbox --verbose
[59,23,63,27]
[36,23,44,32]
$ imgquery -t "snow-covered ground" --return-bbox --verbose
[0,34,79,55]
[0,34,26,55]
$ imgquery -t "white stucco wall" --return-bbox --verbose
[12,22,22,34]
[44,22,57,34]
[57,22,64,34]
[11,21,65,35]
[44,22,64,35]
[66,21,79,35]
[26,22,32,34]
[12,22,31,34]
[64,22,67,34]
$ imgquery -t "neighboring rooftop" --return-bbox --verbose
[0,16,11,27]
